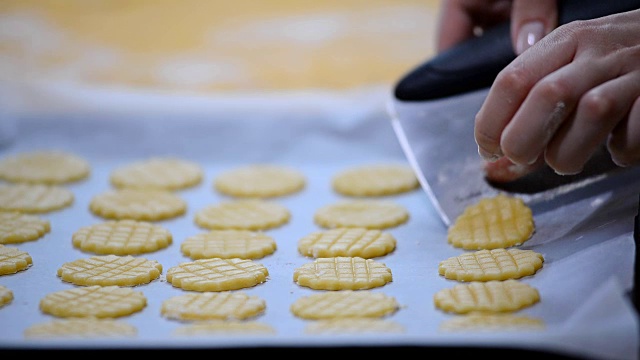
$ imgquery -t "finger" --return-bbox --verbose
[545,71,640,174]
[608,94,640,167]
[474,29,578,162]
[483,156,545,183]
[500,57,618,166]
[511,0,558,55]
[436,0,476,52]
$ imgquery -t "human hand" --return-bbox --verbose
[436,0,558,55]
[474,9,640,179]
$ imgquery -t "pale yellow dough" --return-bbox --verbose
[433,279,540,314]
[72,219,172,255]
[214,164,305,198]
[332,164,419,197]
[0,245,32,275]
[0,183,74,214]
[438,248,544,282]
[293,256,392,290]
[161,291,266,321]
[166,257,269,291]
[0,150,90,184]
[110,157,203,191]
[57,255,162,286]
[448,194,535,250]
[439,313,545,332]
[0,284,13,308]
[290,290,399,319]
[304,318,404,334]
[0,211,51,244]
[194,199,290,231]
[24,318,137,338]
[181,229,276,259]
[39,285,147,318]
[297,227,396,258]
[314,200,409,229]
[89,188,187,221]
[174,321,275,336]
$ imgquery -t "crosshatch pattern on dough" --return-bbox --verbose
[314,200,409,229]
[214,164,306,198]
[0,150,90,184]
[297,227,396,258]
[332,164,419,197]
[290,290,399,319]
[433,279,540,314]
[39,285,147,318]
[0,245,33,275]
[0,211,51,244]
[181,230,276,259]
[89,188,187,221]
[57,255,162,287]
[438,248,544,282]
[110,157,203,191]
[0,183,74,214]
[72,220,172,255]
[447,194,535,250]
[161,291,267,321]
[293,256,392,290]
[166,258,269,292]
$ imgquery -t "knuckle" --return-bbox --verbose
[579,91,618,123]
[532,79,572,104]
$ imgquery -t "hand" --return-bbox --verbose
[474,9,640,178]
[436,0,558,55]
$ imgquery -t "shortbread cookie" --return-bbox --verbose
[0,150,90,184]
[39,285,147,318]
[89,189,187,221]
[434,280,540,314]
[57,255,162,286]
[0,245,32,275]
[181,230,276,260]
[438,248,544,282]
[293,256,392,290]
[448,194,535,250]
[174,321,275,336]
[298,228,396,258]
[72,220,172,255]
[439,313,545,332]
[314,200,409,229]
[332,164,419,197]
[166,258,269,291]
[214,164,305,198]
[110,157,203,191]
[0,284,13,308]
[194,200,290,231]
[0,211,51,244]
[24,318,137,338]
[290,290,399,319]
[0,183,74,213]
[161,291,266,321]
[304,318,404,334]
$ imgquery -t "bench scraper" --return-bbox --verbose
[388,0,640,227]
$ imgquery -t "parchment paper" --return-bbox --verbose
[0,82,637,360]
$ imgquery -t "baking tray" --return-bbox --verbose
[0,88,638,360]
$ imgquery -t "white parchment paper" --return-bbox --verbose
[0,82,637,360]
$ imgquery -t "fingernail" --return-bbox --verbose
[516,21,544,55]
[478,147,501,162]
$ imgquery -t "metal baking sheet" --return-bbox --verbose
[0,88,638,360]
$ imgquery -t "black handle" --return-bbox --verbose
[394,0,640,101]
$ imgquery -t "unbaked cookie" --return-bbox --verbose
[57,255,162,286]
[290,290,399,319]
[72,219,172,255]
[0,284,13,308]
[448,194,535,250]
[332,164,419,197]
[110,157,203,191]
[174,321,275,336]
[89,189,187,221]
[181,230,276,259]
[297,227,396,258]
[194,200,290,231]
[39,285,147,318]
[161,291,266,321]
[214,164,305,198]
[0,245,32,275]
[24,318,137,338]
[0,183,74,213]
[433,279,540,314]
[314,200,409,229]
[0,211,51,244]
[0,150,90,184]
[438,248,544,282]
[166,258,269,291]
[304,318,404,334]
[439,313,545,332]
[293,256,392,290]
